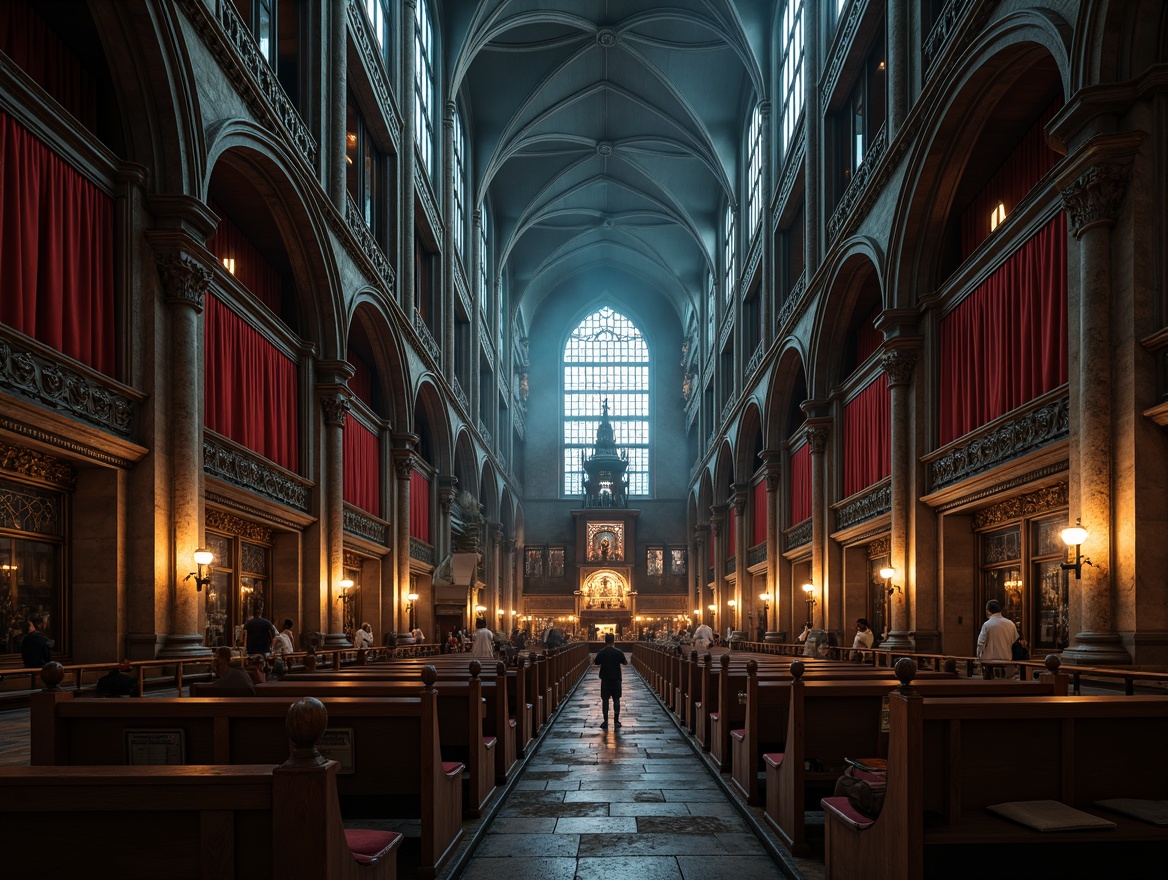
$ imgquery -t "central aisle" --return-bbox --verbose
[457,656,786,880]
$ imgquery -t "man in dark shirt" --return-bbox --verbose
[20,617,51,669]
[203,646,257,696]
[243,605,277,656]
[593,633,628,730]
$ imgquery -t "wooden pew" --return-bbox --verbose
[752,658,1067,851]
[4,697,400,879]
[31,665,461,879]
[822,659,1168,879]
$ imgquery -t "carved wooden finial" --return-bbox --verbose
[283,697,329,767]
[790,660,805,681]
[1044,653,1061,674]
[720,652,730,669]
[469,660,482,678]
[40,661,64,691]
[894,657,918,692]
[747,659,757,676]
[495,660,506,676]
[421,665,438,689]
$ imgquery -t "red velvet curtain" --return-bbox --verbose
[843,377,891,497]
[207,202,283,313]
[204,295,300,472]
[349,352,374,409]
[789,441,811,524]
[961,100,1061,258]
[0,0,97,131]
[940,213,1067,445]
[854,306,882,365]
[409,470,430,542]
[752,479,767,545]
[343,415,380,517]
[0,110,114,375]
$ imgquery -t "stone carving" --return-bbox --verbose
[807,425,830,454]
[394,454,416,481]
[343,507,388,545]
[205,507,273,543]
[882,348,917,386]
[828,124,888,241]
[344,194,396,294]
[746,343,765,381]
[929,396,1069,491]
[156,251,211,311]
[822,0,865,100]
[409,536,435,564]
[449,489,484,554]
[412,310,441,368]
[346,0,400,144]
[868,535,891,558]
[836,483,892,531]
[0,442,75,487]
[319,392,351,426]
[747,542,767,567]
[776,271,806,331]
[972,482,1069,530]
[785,518,812,551]
[1062,164,1131,237]
[203,436,310,511]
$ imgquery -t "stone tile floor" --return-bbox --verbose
[454,660,815,880]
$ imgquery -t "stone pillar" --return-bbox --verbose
[759,100,774,349]
[731,483,748,633]
[392,435,419,636]
[886,0,907,137]
[156,251,214,659]
[327,0,347,210]
[710,506,726,634]
[488,522,503,624]
[803,0,822,269]
[694,524,709,626]
[1060,163,1132,665]
[763,452,782,636]
[442,100,456,375]
[881,347,916,651]
[399,0,417,317]
[502,537,517,630]
[806,422,830,630]
[318,365,354,648]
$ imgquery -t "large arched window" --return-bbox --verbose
[563,307,650,497]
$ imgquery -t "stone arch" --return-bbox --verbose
[347,298,411,428]
[807,240,886,399]
[412,379,454,475]
[763,342,810,452]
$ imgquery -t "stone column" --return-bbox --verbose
[694,524,709,626]
[806,422,830,622]
[442,100,456,375]
[803,0,823,269]
[886,0,907,137]
[488,522,503,624]
[731,483,748,634]
[881,347,916,651]
[710,506,726,635]
[318,364,354,648]
[156,251,213,659]
[759,100,774,349]
[1060,163,1132,665]
[503,537,517,630]
[327,0,347,210]
[392,434,419,636]
[399,0,417,317]
[763,452,783,637]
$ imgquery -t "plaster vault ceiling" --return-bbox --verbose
[450,0,768,327]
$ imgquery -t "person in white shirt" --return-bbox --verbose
[693,622,714,651]
[354,622,375,649]
[977,600,1018,678]
[851,617,874,660]
[271,619,295,658]
[470,619,496,658]
[411,627,424,643]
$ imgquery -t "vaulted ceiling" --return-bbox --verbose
[448,1,770,328]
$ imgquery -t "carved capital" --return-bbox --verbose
[765,471,780,492]
[319,392,351,426]
[758,100,771,120]
[394,453,415,481]
[1062,164,1130,237]
[806,425,830,454]
[882,347,917,387]
[730,483,748,515]
[156,252,211,312]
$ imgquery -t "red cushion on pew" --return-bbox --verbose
[730,729,745,742]
[709,712,719,721]
[345,829,402,865]
[442,761,465,776]
[822,796,876,830]
[483,736,497,748]
[764,753,784,769]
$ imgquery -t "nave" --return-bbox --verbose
[454,660,801,880]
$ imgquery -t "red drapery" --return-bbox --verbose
[854,306,882,365]
[204,295,300,472]
[961,100,1061,258]
[343,415,380,517]
[843,377,891,497]
[789,441,811,524]
[0,110,114,375]
[939,213,1067,445]
[207,203,283,313]
[349,353,374,409]
[409,470,430,542]
[0,0,97,131]
[752,479,767,546]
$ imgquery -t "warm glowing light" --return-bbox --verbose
[193,549,214,567]
[801,583,814,594]
[989,201,1007,232]
[759,592,772,603]
[707,603,716,612]
[1061,524,1088,547]
[727,600,737,608]
[222,257,236,275]
[879,567,896,580]
[407,592,419,603]
[474,604,486,613]
[339,578,355,590]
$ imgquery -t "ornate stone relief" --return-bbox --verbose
[319,392,352,426]
[972,482,1069,530]
[836,483,892,531]
[203,435,310,511]
[344,194,396,295]
[0,442,76,488]
[206,507,273,543]
[156,252,211,311]
[867,535,891,559]
[785,518,812,551]
[344,507,389,545]
[1062,164,1131,236]
[881,348,917,386]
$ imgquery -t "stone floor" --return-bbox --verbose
[454,660,809,880]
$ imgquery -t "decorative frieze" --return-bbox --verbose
[719,306,734,352]
[0,331,137,438]
[828,123,888,241]
[929,395,1069,491]
[412,310,441,368]
[867,535,891,559]
[777,272,806,332]
[344,507,389,545]
[720,394,737,428]
[478,418,492,448]
[821,0,865,100]
[343,550,363,568]
[972,482,1069,530]
[452,376,469,414]
[726,556,736,575]
[344,194,396,295]
[513,404,526,440]
[0,442,76,488]
[410,536,435,565]
[203,435,310,511]
[785,518,812,551]
[414,167,443,240]
[1062,164,1131,237]
[345,0,400,146]
[778,136,804,209]
[205,507,274,543]
[746,343,765,382]
[747,542,767,567]
[836,482,892,531]
[743,236,763,289]
[923,0,974,76]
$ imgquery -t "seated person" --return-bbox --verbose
[851,618,874,660]
[246,654,267,684]
[95,660,139,697]
[202,646,256,695]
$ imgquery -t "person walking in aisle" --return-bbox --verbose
[594,632,628,730]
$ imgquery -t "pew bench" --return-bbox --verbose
[823,663,1168,879]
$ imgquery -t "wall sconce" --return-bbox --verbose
[474,604,487,617]
[406,591,419,630]
[337,578,355,603]
[802,582,817,627]
[707,602,716,618]
[879,566,900,597]
[759,592,772,611]
[185,549,214,592]
[727,598,737,628]
[1060,518,1091,579]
